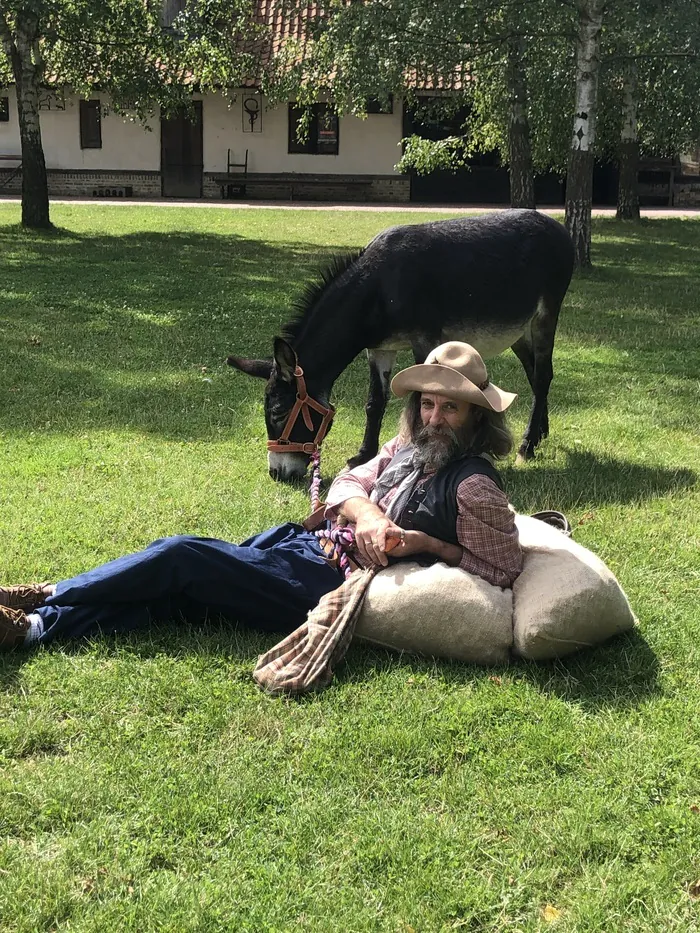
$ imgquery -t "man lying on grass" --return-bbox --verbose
[0,342,522,651]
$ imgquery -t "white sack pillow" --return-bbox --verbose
[356,560,513,666]
[513,515,636,660]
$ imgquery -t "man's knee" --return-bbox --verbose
[147,535,199,558]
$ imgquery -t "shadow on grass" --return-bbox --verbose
[341,627,661,713]
[504,448,697,512]
[0,617,268,693]
[2,222,699,441]
[0,623,659,714]
[0,228,345,438]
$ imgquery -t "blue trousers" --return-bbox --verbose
[35,523,342,645]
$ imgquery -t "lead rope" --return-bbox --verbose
[309,449,323,513]
[308,449,357,579]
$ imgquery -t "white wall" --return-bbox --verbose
[0,90,160,170]
[203,91,404,175]
[2,87,405,176]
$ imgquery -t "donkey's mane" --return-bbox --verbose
[283,250,364,344]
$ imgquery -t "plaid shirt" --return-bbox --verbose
[324,436,522,589]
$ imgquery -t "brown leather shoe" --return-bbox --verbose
[0,582,53,613]
[0,605,30,650]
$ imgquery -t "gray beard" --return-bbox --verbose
[413,424,467,471]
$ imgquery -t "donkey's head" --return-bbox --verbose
[227,337,333,482]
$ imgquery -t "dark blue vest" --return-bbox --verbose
[393,450,504,547]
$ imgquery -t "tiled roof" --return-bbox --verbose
[244,1,469,92]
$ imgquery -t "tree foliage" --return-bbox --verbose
[0,0,260,226]
[0,0,262,116]
[267,0,699,177]
[596,0,700,160]
[261,0,577,175]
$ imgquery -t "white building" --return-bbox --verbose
[2,83,699,205]
[0,86,410,202]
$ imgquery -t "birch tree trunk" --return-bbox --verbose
[565,0,605,268]
[1,12,51,229]
[507,37,536,209]
[616,62,640,221]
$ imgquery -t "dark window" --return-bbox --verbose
[80,100,102,149]
[0,97,9,122]
[288,104,339,155]
[366,95,393,114]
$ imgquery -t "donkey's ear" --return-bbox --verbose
[273,337,298,383]
[226,355,273,380]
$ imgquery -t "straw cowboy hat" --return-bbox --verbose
[391,341,517,413]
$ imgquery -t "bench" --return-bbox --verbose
[211,147,374,201]
[212,172,373,202]
[0,154,22,190]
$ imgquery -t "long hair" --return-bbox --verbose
[398,391,514,460]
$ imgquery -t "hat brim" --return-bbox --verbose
[391,363,517,413]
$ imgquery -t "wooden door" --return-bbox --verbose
[161,102,203,198]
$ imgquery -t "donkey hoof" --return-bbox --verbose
[516,445,536,465]
[347,451,372,470]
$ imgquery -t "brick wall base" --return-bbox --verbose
[49,170,162,198]
[0,168,161,198]
[675,179,700,206]
[10,166,695,206]
[1,168,410,203]
[203,172,410,203]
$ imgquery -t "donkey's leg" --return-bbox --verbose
[515,297,561,461]
[410,335,436,365]
[511,332,549,440]
[347,349,397,469]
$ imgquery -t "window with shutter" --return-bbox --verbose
[80,100,102,149]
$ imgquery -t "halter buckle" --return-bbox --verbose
[267,364,335,457]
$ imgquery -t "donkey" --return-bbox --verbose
[228,210,575,482]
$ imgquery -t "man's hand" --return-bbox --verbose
[386,528,464,568]
[338,497,403,567]
[354,511,404,567]
[338,497,463,568]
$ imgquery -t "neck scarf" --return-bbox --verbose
[370,444,424,524]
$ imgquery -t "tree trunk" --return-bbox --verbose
[6,16,51,229]
[616,63,640,221]
[565,0,605,268]
[507,38,535,209]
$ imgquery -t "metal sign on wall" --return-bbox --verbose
[38,90,66,111]
[242,96,262,133]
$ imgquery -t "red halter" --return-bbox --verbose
[266,366,335,456]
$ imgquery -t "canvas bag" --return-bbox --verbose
[355,516,636,665]
[355,560,514,665]
[254,514,637,694]
[512,515,637,660]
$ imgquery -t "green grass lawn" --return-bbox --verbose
[0,202,699,932]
